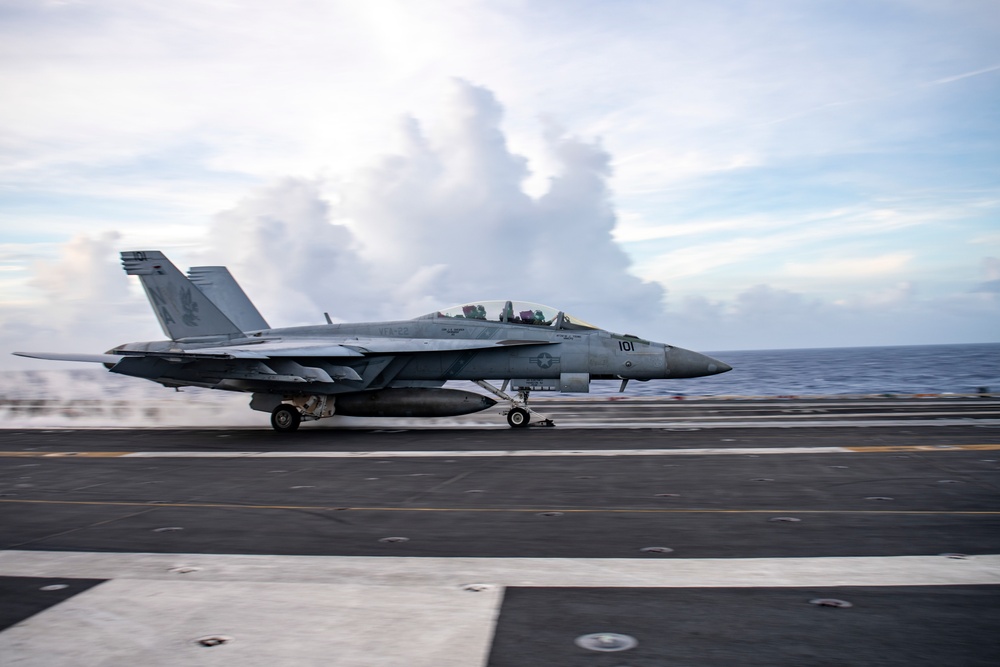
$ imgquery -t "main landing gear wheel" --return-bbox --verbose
[271,404,302,432]
[507,407,530,428]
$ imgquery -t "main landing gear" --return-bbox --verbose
[269,395,333,432]
[473,380,554,429]
[270,404,301,432]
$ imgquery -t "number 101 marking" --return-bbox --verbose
[618,341,634,352]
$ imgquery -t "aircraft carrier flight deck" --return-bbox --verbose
[1,397,999,666]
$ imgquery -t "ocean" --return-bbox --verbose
[632,343,1000,398]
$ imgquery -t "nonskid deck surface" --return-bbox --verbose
[1,400,999,666]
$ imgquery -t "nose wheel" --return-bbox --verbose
[474,380,554,428]
[506,407,530,428]
[270,404,302,432]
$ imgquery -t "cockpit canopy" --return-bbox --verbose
[418,300,599,330]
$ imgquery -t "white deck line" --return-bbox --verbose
[3,550,999,589]
[114,444,983,458]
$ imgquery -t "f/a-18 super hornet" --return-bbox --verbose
[16,251,731,431]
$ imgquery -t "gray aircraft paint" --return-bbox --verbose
[15,251,731,430]
[187,266,270,332]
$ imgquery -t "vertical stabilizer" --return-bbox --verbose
[121,251,243,340]
[188,266,270,332]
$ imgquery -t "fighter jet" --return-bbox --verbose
[16,251,731,431]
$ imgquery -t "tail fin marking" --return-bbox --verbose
[121,250,243,340]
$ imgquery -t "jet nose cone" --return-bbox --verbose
[665,347,733,378]
[711,359,733,374]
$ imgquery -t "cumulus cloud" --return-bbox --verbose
[205,179,377,326]
[29,231,130,308]
[202,81,665,331]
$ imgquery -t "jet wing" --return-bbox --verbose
[19,338,557,392]
[115,342,366,360]
[112,337,555,361]
[91,336,556,391]
[14,352,124,364]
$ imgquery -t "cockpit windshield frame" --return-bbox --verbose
[418,300,599,330]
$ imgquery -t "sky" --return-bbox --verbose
[1,0,998,370]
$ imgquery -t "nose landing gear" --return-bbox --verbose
[474,380,555,428]
[506,407,530,428]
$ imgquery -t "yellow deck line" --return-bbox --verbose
[843,444,1000,452]
[0,451,130,457]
